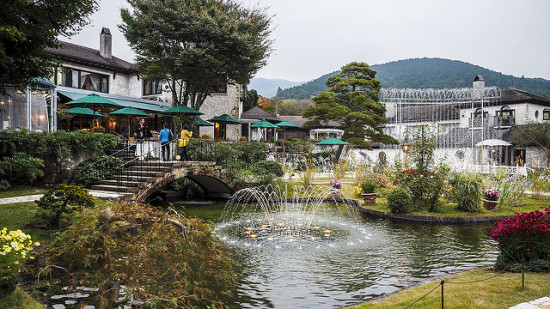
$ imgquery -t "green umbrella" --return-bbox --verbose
[110,107,150,117]
[250,120,280,128]
[162,104,203,115]
[194,117,213,126]
[109,107,151,138]
[315,137,349,145]
[275,121,299,128]
[65,93,122,109]
[66,94,122,130]
[207,114,240,124]
[67,107,105,117]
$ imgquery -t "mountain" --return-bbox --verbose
[275,58,550,99]
[248,77,306,97]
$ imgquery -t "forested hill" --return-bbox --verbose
[276,58,550,99]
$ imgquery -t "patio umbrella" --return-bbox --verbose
[67,107,104,117]
[275,120,299,140]
[315,137,349,145]
[207,114,240,140]
[194,117,213,126]
[66,93,122,129]
[162,104,203,115]
[110,107,151,137]
[275,121,299,128]
[474,139,512,147]
[207,114,240,124]
[68,107,104,130]
[250,120,280,141]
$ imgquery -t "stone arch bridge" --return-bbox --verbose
[92,161,235,202]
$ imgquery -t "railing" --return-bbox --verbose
[460,164,532,176]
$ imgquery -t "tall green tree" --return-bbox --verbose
[303,62,398,149]
[0,0,98,93]
[120,0,272,110]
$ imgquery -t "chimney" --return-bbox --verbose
[100,27,112,59]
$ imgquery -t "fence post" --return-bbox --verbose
[441,280,445,309]
[522,269,525,290]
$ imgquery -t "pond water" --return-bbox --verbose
[182,201,499,309]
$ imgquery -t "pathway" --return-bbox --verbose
[510,297,550,309]
[0,190,122,205]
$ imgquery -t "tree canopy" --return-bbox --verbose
[120,0,272,110]
[302,62,398,149]
[0,0,98,93]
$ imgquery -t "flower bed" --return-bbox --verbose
[492,206,550,272]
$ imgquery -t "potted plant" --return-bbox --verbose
[330,179,343,200]
[482,188,500,210]
[361,180,377,205]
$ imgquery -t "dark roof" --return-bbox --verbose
[474,74,484,82]
[387,104,461,123]
[499,87,550,106]
[278,116,308,128]
[240,107,280,122]
[46,41,135,74]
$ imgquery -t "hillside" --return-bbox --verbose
[275,58,550,99]
[249,77,305,97]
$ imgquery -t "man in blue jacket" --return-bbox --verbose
[159,123,174,161]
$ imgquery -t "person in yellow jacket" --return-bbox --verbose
[178,124,192,161]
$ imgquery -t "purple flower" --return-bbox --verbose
[484,188,500,201]
[330,179,343,189]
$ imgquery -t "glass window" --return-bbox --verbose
[543,110,550,120]
[143,80,163,96]
[54,67,109,93]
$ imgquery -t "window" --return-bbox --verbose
[544,109,550,120]
[54,67,109,93]
[143,80,163,96]
[210,81,227,94]
[495,106,515,126]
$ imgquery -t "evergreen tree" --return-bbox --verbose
[303,62,398,149]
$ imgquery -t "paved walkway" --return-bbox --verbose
[510,297,550,309]
[0,190,123,205]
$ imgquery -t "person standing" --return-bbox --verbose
[178,124,192,161]
[159,123,174,161]
[134,118,152,141]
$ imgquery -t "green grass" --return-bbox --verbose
[348,268,550,309]
[0,287,44,309]
[0,202,55,242]
[0,186,48,199]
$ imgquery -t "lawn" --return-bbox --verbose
[0,288,44,309]
[0,186,48,199]
[348,268,550,309]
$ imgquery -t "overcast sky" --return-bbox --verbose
[66,0,550,82]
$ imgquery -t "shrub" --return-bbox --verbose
[250,160,284,177]
[361,180,376,194]
[528,170,550,200]
[492,206,550,272]
[0,228,39,298]
[70,155,122,188]
[35,185,96,226]
[387,187,412,214]
[398,168,444,212]
[450,172,483,213]
[0,152,44,186]
[32,202,237,308]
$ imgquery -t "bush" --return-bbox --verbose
[35,185,96,226]
[0,152,44,186]
[361,180,376,194]
[492,206,550,272]
[387,187,412,214]
[250,160,284,177]
[71,155,122,188]
[0,228,39,298]
[32,202,237,308]
[450,172,483,213]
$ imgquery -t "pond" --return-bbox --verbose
[182,200,498,309]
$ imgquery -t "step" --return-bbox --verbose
[110,175,156,183]
[98,179,145,188]
[91,184,137,193]
[116,170,165,178]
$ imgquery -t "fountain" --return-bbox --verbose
[217,185,361,247]
[209,185,498,308]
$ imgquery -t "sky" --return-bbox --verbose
[66,0,550,82]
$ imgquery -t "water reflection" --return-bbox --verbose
[183,203,498,309]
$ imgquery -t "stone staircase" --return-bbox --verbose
[91,160,180,195]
